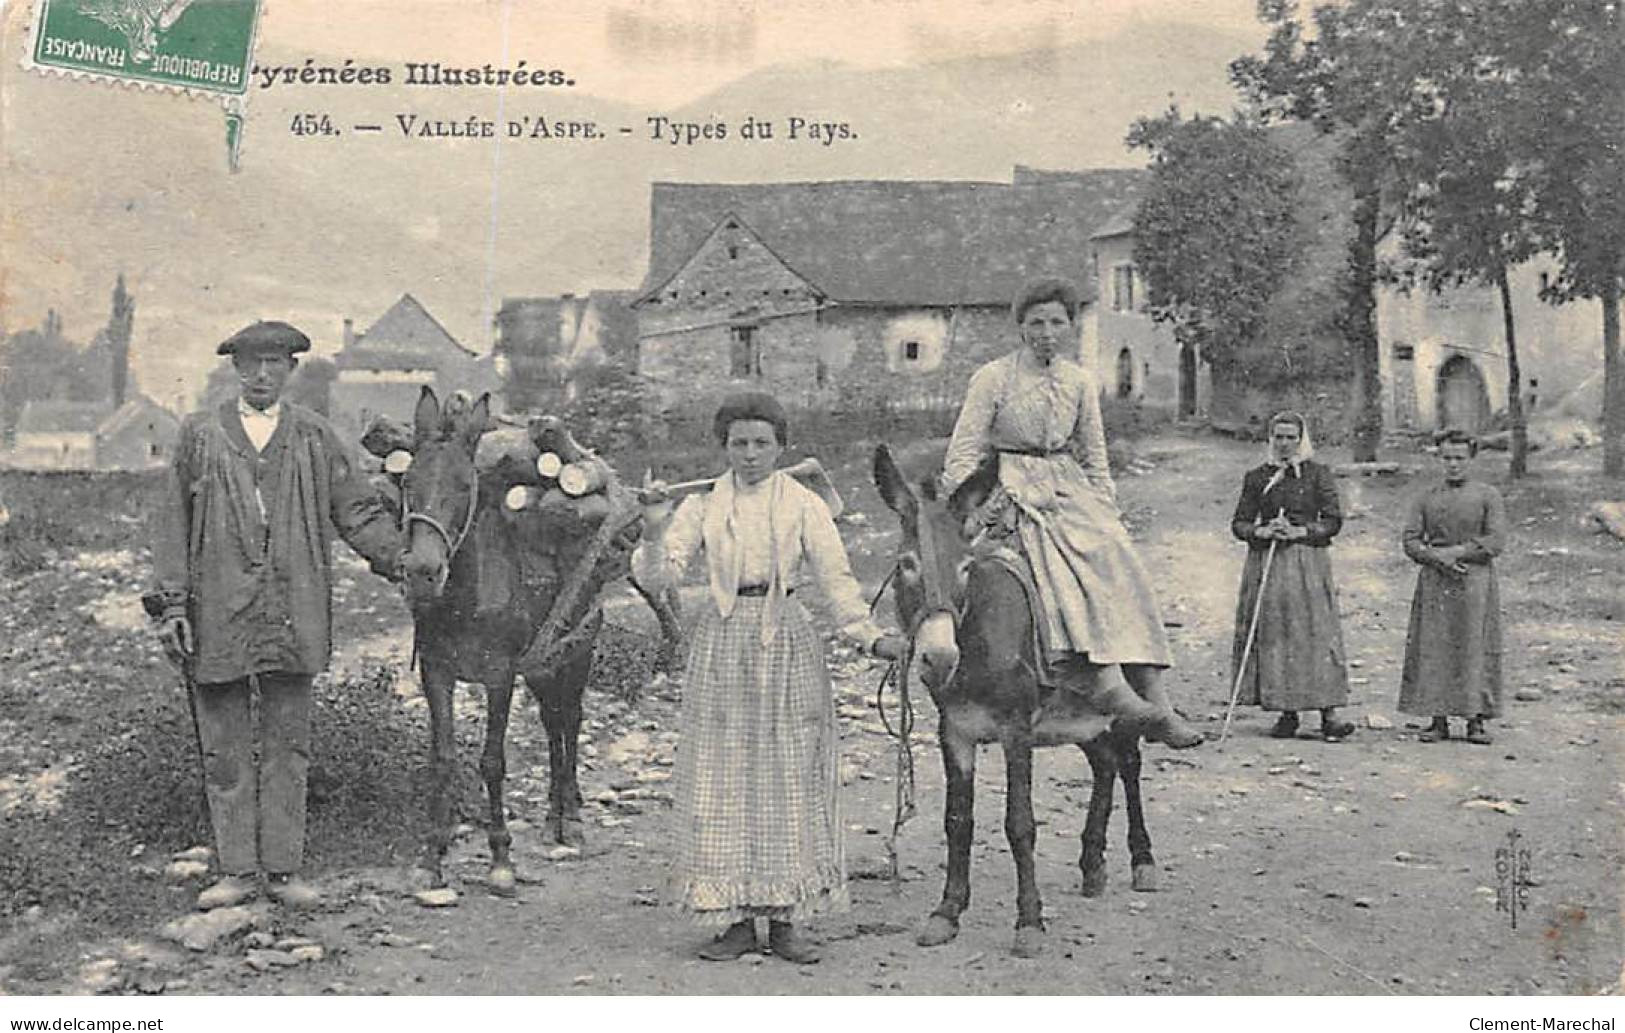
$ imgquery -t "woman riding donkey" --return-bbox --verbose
[939,277,1203,749]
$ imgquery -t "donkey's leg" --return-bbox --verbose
[1078,740,1117,898]
[1002,729,1045,958]
[415,653,457,889]
[917,718,976,948]
[535,643,592,847]
[1116,731,1158,891]
[480,660,519,896]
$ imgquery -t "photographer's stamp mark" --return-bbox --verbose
[1495,827,1534,929]
[27,0,263,95]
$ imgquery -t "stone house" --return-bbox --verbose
[95,395,180,469]
[9,400,104,468]
[330,293,499,440]
[630,174,1145,427]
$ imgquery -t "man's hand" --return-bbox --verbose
[158,614,193,667]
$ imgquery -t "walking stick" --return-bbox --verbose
[1219,507,1285,746]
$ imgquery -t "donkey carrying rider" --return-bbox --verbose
[939,277,1204,749]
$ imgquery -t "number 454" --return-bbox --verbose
[290,114,339,136]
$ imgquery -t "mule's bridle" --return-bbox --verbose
[402,474,480,565]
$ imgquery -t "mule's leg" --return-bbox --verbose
[480,661,519,896]
[534,642,592,847]
[416,653,457,889]
[1002,730,1045,958]
[917,718,976,949]
[1116,731,1158,891]
[1078,740,1117,898]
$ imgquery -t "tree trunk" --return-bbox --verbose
[1346,185,1384,463]
[1605,277,1624,479]
[1496,265,1527,477]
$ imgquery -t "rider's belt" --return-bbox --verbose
[996,446,1068,458]
[736,584,793,597]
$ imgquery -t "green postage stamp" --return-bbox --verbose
[26,0,263,95]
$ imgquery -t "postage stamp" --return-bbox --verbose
[25,0,262,95]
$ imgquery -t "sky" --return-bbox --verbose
[0,0,1272,406]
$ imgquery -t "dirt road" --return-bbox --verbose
[6,431,1620,995]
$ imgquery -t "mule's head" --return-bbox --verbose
[399,386,492,606]
[872,445,1000,689]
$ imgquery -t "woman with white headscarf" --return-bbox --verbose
[1229,411,1355,741]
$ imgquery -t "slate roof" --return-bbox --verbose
[337,293,476,371]
[15,399,107,435]
[639,171,1147,307]
[96,395,177,438]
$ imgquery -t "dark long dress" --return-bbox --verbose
[1229,460,1350,712]
[1398,479,1507,718]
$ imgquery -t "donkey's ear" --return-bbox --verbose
[461,393,493,448]
[413,385,440,446]
[947,453,999,521]
[872,444,916,518]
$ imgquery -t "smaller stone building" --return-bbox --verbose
[331,294,499,440]
[95,395,180,469]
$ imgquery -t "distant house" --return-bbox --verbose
[330,293,500,440]
[630,173,1144,420]
[1106,123,1614,436]
[494,289,638,412]
[95,395,179,469]
[1086,204,1207,419]
[11,400,105,468]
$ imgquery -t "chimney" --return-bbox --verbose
[342,318,355,349]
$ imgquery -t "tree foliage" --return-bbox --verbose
[1126,109,1304,385]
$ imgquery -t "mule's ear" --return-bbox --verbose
[460,393,493,448]
[873,444,915,518]
[413,385,440,446]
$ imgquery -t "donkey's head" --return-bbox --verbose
[399,386,492,606]
[872,445,1001,689]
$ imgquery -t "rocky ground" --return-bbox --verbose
[1,430,1620,996]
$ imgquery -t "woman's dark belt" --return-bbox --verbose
[996,446,1068,458]
[737,585,793,597]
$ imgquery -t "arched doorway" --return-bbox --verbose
[1178,342,1197,417]
[1436,354,1489,431]
[1116,347,1135,399]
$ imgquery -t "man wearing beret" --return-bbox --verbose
[150,321,405,910]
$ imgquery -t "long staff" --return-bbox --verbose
[1219,502,1286,746]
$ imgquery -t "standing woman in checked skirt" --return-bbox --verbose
[633,392,905,964]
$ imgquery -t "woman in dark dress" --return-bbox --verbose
[1398,430,1507,745]
[1229,411,1355,741]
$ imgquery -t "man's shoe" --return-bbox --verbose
[1270,712,1300,739]
[1464,719,1493,746]
[768,921,822,965]
[697,920,758,961]
[266,874,322,910]
[196,875,257,911]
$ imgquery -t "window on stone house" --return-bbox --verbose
[730,326,761,378]
[1112,265,1136,312]
[728,245,740,260]
[149,442,161,458]
[903,340,920,361]
[815,357,828,387]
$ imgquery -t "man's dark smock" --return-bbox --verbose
[152,400,401,684]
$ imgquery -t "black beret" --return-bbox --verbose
[217,320,311,356]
